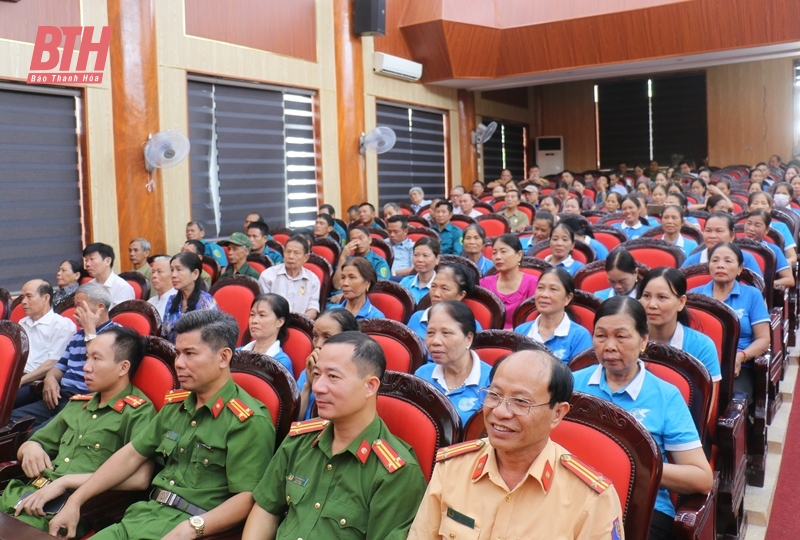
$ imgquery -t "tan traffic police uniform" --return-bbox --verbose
[408,438,625,540]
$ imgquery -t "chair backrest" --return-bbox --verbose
[377,371,461,480]
[8,296,23,324]
[450,214,475,230]
[201,256,221,285]
[622,237,686,268]
[131,336,178,412]
[109,300,162,336]
[732,238,775,307]
[359,318,426,373]
[595,213,626,227]
[472,330,549,366]
[282,313,315,379]
[271,227,294,246]
[732,224,784,250]
[475,214,510,236]
[512,291,601,334]
[438,255,481,285]
[527,240,596,264]
[407,226,439,243]
[369,238,394,269]
[0,289,11,320]
[311,237,342,268]
[369,228,389,241]
[0,321,30,425]
[303,254,333,309]
[118,271,151,301]
[463,286,506,330]
[367,280,416,324]
[54,295,78,325]
[642,224,705,244]
[230,350,300,445]
[573,259,651,294]
[397,202,415,215]
[407,216,431,228]
[680,263,765,297]
[591,225,628,253]
[209,275,261,347]
[473,202,494,215]
[246,253,273,275]
[417,204,432,218]
[687,210,710,229]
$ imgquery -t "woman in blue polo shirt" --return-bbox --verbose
[572,296,713,540]
[744,210,795,287]
[681,212,764,277]
[689,243,770,403]
[558,214,608,261]
[542,223,585,276]
[513,267,592,363]
[638,268,721,384]
[660,205,698,257]
[594,248,641,300]
[415,300,491,425]
[338,257,385,319]
[461,224,494,275]
[400,237,440,302]
[611,194,651,239]
[748,191,797,265]
[240,293,294,376]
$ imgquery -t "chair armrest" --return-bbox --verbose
[673,472,719,540]
[0,418,35,464]
[715,398,747,490]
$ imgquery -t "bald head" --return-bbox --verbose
[20,279,54,321]
[491,349,573,407]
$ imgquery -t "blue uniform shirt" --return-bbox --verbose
[332,222,347,246]
[435,223,464,255]
[338,298,385,320]
[240,341,294,379]
[762,240,790,273]
[545,255,584,276]
[400,273,435,303]
[573,362,703,518]
[407,308,483,356]
[585,237,608,261]
[263,246,284,265]
[474,255,495,276]
[363,251,391,280]
[771,221,796,251]
[670,323,721,382]
[690,281,770,350]
[681,248,764,277]
[387,238,414,273]
[594,287,638,301]
[513,314,592,363]
[202,239,228,267]
[661,234,698,258]
[414,351,491,425]
[611,220,651,240]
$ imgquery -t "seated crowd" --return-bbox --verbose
[0,155,797,539]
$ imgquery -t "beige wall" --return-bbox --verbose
[706,57,796,167]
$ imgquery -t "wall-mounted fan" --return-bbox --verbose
[143,131,191,192]
[360,126,397,155]
[471,122,497,146]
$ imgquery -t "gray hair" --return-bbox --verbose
[77,281,112,311]
[186,221,205,231]
[383,202,401,213]
[131,237,152,252]
[450,186,465,196]
[409,187,425,197]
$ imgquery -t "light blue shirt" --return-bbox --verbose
[594,287,638,300]
[240,340,294,379]
[202,239,228,267]
[513,314,592,363]
[573,362,702,518]
[611,220,651,240]
[771,221,796,251]
[690,281,770,350]
[400,273,435,303]
[670,322,721,382]
[661,234,699,258]
[545,255,584,277]
[681,248,764,277]
[414,351,491,425]
[585,237,609,261]
[386,237,414,273]
[407,308,483,361]
[474,255,494,276]
[338,298,385,320]
[762,240,790,273]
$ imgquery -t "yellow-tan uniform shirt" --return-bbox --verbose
[408,438,624,540]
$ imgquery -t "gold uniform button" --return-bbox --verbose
[180,448,184,453]
[203,459,209,465]
[169,480,175,486]
[326,464,333,470]
[286,495,291,502]
[64,458,70,463]
[190,421,197,427]
[314,503,320,509]
[94,443,100,449]
[505,494,512,502]
[449,534,455,539]
[91,414,97,419]
[340,519,346,526]
[78,435,82,439]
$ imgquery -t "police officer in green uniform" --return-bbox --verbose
[49,311,276,540]
[1,327,155,536]
[432,201,463,255]
[242,332,426,540]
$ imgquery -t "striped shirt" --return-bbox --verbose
[55,320,118,394]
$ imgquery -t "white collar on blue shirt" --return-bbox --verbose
[587,360,647,400]
[241,340,281,357]
[668,322,685,349]
[431,350,483,391]
[412,272,436,290]
[662,234,685,247]
[623,221,643,230]
[546,254,575,268]
[699,248,709,263]
[527,312,571,342]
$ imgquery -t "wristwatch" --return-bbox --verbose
[84,333,97,342]
[189,516,205,538]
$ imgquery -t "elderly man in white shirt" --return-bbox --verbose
[83,242,135,308]
[16,279,77,407]
[147,256,176,320]
[258,235,321,318]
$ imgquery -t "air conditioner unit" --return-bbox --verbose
[373,52,422,82]
[536,136,564,176]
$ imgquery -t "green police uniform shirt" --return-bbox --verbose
[0,384,155,532]
[219,262,261,280]
[435,223,463,255]
[254,415,427,540]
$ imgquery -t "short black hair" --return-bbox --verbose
[319,203,336,216]
[316,213,334,227]
[82,243,115,265]
[324,331,386,379]
[434,200,453,213]
[359,202,375,212]
[247,221,270,237]
[595,296,648,338]
[174,310,239,353]
[184,239,206,256]
[387,215,408,228]
[102,326,146,378]
[489,349,573,407]
[36,280,54,307]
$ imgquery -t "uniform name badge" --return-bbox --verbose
[446,507,475,529]
[287,473,309,487]
[299,286,305,295]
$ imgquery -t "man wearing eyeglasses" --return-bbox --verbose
[408,350,624,540]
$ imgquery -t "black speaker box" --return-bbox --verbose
[353,0,386,37]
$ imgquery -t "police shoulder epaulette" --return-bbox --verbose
[69,393,93,401]
[227,398,254,422]
[435,439,486,463]
[163,390,191,405]
[123,395,148,408]
[288,418,330,437]
[372,439,406,473]
[560,454,611,494]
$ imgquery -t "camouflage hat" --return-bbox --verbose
[225,231,252,249]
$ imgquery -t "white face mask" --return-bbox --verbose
[773,193,790,207]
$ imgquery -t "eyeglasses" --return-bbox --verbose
[479,388,551,416]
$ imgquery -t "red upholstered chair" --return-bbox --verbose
[512,290,601,335]
[118,271,151,301]
[398,202,415,215]
[591,225,628,253]
[359,319,426,373]
[131,336,178,412]
[0,321,33,462]
[417,204,432,219]
[377,371,461,481]
[54,295,78,325]
[573,259,651,295]
[311,237,342,268]
[473,202,494,215]
[370,238,394,269]
[450,214,475,230]
[8,296,23,324]
[281,313,315,379]
[687,211,710,230]
[621,238,686,268]
[369,228,389,242]
[202,255,221,285]
[491,197,505,211]
[732,224,784,250]
[407,226,438,243]
[463,286,505,330]
[526,239,596,264]
[230,350,300,445]
[210,275,261,347]
[246,253,273,275]
[367,280,416,324]
[303,254,333,310]
[471,330,549,366]
[642,224,705,245]
[0,289,10,320]
[582,210,608,224]
[594,213,626,227]
[475,214,510,237]
[479,194,495,203]
[407,216,431,228]
[109,300,162,336]
[271,227,294,247]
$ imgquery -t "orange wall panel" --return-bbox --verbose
[0,0,80,44]
[540,80,597,172]
[184,0,316,62]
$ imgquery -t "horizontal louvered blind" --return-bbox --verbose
[481,119,527,182]
[598,79,649,169]
[0,86,83,292]
[376,102,446,209]
[651,73,707,166]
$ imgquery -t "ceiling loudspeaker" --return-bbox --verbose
[353,0,386,37]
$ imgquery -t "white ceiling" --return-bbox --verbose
[432,41,800,91]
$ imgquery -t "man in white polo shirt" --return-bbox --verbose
[82,242,135,308]
[15,279,76,407]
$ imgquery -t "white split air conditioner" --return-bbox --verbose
[373,52,422,82]
[536,136,564,176]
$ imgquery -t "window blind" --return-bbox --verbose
[481,119,526,182]
[0,86,83,292]
[597,79,650,169]
[651,73,707,166]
